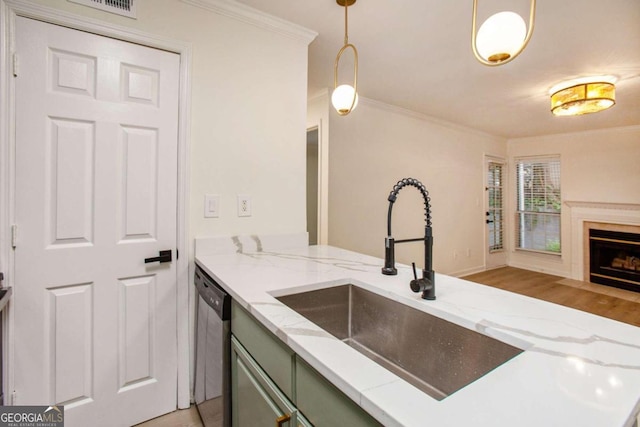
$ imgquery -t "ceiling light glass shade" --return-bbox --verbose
[551,82,615,116]
[332,84,359,115]
[471,0,536,66]
[476,11,526,62]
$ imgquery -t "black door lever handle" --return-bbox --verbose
[145,250,172,264]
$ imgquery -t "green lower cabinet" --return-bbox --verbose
[232,337,302,427]
[231,301,295,399]
[297,412,313,427]
[296,357,382,427]
[230,301,380,427]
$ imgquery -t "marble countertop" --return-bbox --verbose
[195,234,640,427]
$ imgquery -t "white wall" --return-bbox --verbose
[327,98,506,277]
[506,125,640,277]
[325,95,640,280]
[26,0,313,252]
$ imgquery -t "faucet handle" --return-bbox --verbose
[410,262,436,300]
[410,262,425,292]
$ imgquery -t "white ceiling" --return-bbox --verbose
[235,0,640,139]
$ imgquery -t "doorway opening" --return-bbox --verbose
[306,128,319,245]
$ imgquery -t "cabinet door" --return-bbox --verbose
[297,357,382,427]
[296,412,313,427]
[231,300,294,398]
[232,337,296,427]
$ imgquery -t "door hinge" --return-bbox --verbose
[176,249,179,260]
[12,53,18,77]
[11,225,17,249]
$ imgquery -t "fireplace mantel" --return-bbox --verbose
[565,201,640,211]
[567,201,640,281]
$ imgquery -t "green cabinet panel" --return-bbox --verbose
[231,300,295,399]
[231,337,297,427]
[296,357,383,427]
[297,412,313,427]
[231,301,382,427]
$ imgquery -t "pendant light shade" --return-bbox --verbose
[551,81,615,116]
[472,0,536,66]
[332,84,359,115]
[332,0,359,116]
[476,12,526,63]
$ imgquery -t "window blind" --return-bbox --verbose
[515,156,561,254]
[487,161,504,251]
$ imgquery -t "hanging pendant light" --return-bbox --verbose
[332,0,359,116]
[471,0,536,66]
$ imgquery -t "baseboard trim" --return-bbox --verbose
[448,265,487,278]
[505,261,570,278]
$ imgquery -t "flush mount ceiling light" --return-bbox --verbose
[550,79,616,116]
[331,0,359,116]
[471,0,536,66]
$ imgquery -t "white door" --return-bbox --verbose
[13,17,179,426]
[485,157,507,269]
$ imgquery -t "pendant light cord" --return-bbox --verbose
[344,1,349,45]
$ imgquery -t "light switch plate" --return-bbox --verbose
[204,194,219,218]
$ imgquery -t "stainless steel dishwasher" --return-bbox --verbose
[194,264,231,427]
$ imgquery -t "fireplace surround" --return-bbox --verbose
[567,201,640,290]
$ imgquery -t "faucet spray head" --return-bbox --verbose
[381,236,397,275]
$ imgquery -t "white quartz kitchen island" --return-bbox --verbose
[195,235,640,427]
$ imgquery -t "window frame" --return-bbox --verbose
[515,155,562,255]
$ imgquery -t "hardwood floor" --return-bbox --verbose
[134,406,203,427]
[463,267,640,327]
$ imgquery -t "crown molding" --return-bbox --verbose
[308,88,330,104]
[180,0,317,44]
[312,87,504,140]
[508,124,640,143]
[359,96,503,141]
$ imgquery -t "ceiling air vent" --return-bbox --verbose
[68,0,136,19]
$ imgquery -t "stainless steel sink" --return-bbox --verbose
[277,284,523,400]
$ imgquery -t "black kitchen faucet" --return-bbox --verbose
[382,178,436,300]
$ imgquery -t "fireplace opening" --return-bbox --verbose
[589,228,640,292]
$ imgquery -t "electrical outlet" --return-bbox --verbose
[204,194,219,218]
[453,250,458,260]
[237,194,252,217]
